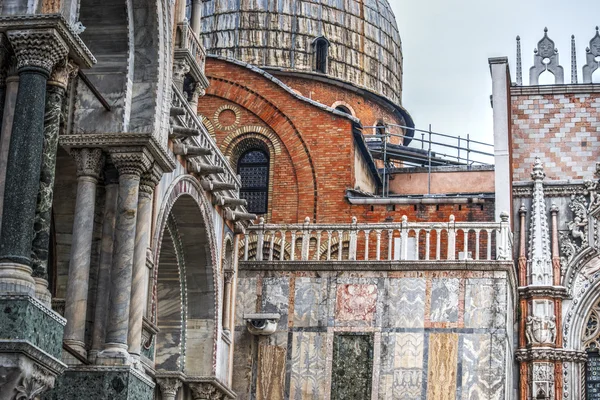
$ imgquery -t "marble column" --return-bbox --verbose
[157,377,183,400]
[31,61,77,305]
[99,149,151,363]
[0,28,68,295]
[63,148,104,357]
[128,164,162,363]
[188,82,205,114]
[191,0,202,36]
[0,71,18,234]
[222,269,235,333]
[89,163,119,362]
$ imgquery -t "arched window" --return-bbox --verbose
[335,105,351,115]
[314,37,329,74]
[237,149,269,214]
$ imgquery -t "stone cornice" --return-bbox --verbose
[0,340,67,375]
[515,347,587,363]
[511,83,600,96]
[513,181,586,198]
[59,133,176,172]
[518,285,570,299]
[0,14,95,68]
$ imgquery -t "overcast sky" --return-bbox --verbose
[391,0,600,149]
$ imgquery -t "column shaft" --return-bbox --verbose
[223,271,234,332]
[31,83,66,304]
[0,69,49,295]
[191,0,202,36]
[0,75,18,233]
[89,164,119,361]
[63,148,103,356]
[128,182,156,359]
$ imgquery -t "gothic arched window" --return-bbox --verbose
[237,149,269,214]
[314,37,329,74]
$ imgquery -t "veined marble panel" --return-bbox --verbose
[430,278,460,323]
[293,277,326,327]
[185,319,214,376]
[235,277,257,326]
[379,332,424,400]
[386,278,425,328]
[232,330,254,400]
[289,331,329,399]
[262,277,289,329]
[461,334,505,400]
[464,278,507,329]
[335,283,378,325]
[427,333,458,400]
[256,344,286,400]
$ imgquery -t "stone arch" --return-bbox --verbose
[152,174,220,377]
[206,76,318,220]
[331,101,356,117]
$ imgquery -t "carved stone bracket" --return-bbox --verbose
[7,28,69,74]
[515,348,587,363]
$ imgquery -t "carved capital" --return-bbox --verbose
[157,377,183,399]
[189,382,223,400]
[173,59,190,83]
[71,148,104,180]
[224,269,235,284]
[7,28,69,75]
[139,163,163,196]
[109,148,153,178]
[48,58,78,89]
[103,162,119,185]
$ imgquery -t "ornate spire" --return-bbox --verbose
[516,35,523,85]
[527,158,553,285]
[571,35,578,83]
[583,26,600,83]
[529,27,564,85]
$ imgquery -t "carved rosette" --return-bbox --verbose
[157,377,182,399]
[139,163,163,197]
[71,148,104,180]
[7,28,69,75]
[109,148,153,178]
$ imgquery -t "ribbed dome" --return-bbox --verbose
[200,0,403,105]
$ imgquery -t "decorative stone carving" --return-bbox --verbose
[109,148,153,177]
[526,315,557,345]
[529,27,564,85]
[139,163,163,196]
[583,26,600,84]
[527,158,553,285]
[48,58,78,89]
[71,148,104,179]
[14,364,55,400]
[189,382,225,400]
[7,28,69,74]
[157,377,182,400]
[173,59,190,89]
[223,269,235,284]
[532,362,555,400]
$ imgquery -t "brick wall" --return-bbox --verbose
[511,92,600,181]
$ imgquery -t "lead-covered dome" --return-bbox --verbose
[200,0,403,105]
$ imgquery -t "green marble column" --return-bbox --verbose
[31,62,74,304]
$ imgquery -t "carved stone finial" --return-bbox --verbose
[71,148,105,180]
[529,27,564,85]
[571,34,578,84]
[516,35,523,86]
[519,202,527,214]
[582,26,600,83]
[531,158,546,181]
[7,28,69,75]
[304,216,310,224]
[551,202,559,213]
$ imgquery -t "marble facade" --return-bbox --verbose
[233,267,515,400]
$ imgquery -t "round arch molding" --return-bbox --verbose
[205,76,318,220]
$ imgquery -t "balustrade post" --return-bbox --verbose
[414,230,419,260]
[244,235,249,261]
[375,230,381,261]
[349,216,357,260]
[256,217,264,261]
[269,231,274,261]
[326,230,332,260]
[315,230,322,260]
[475,229,481,260]
[425,230,431,260]
[387,229,393,261]
[364,230,370,261]
[486,229,492,260]
[290,232,296,261]
[447,215,456,260]
[301,217,310,260]
[337,231,343,261]
[401,216,408,260]
[498,211,511,260]
[279,230,286,260]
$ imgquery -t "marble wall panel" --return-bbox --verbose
[293,277,326,327]
[235,277,257,326]
[256,344,286,400]
[427,333,458,400]
[461,334,506,400]
[331,334,373,400]
[335,283,377,325]
[464,278,507,329]
[386,278,425,328]
[185,319,214,376]
[262,277,289,329]
[289,332,329,399]
[379,332,424,400]
[429,278,460,323]
[231,330,254,400]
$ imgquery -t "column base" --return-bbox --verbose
[0,262,36,296]
[63,339,87,360]
[43,366,155,400]
[34,277,52,306]
[96,344,132,366]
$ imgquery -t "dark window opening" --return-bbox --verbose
[315,38,329,73]
[237,150,269,214]
[335,105,351,115]
[376,122,386,137]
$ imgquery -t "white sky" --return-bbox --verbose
[391,0,600,146]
